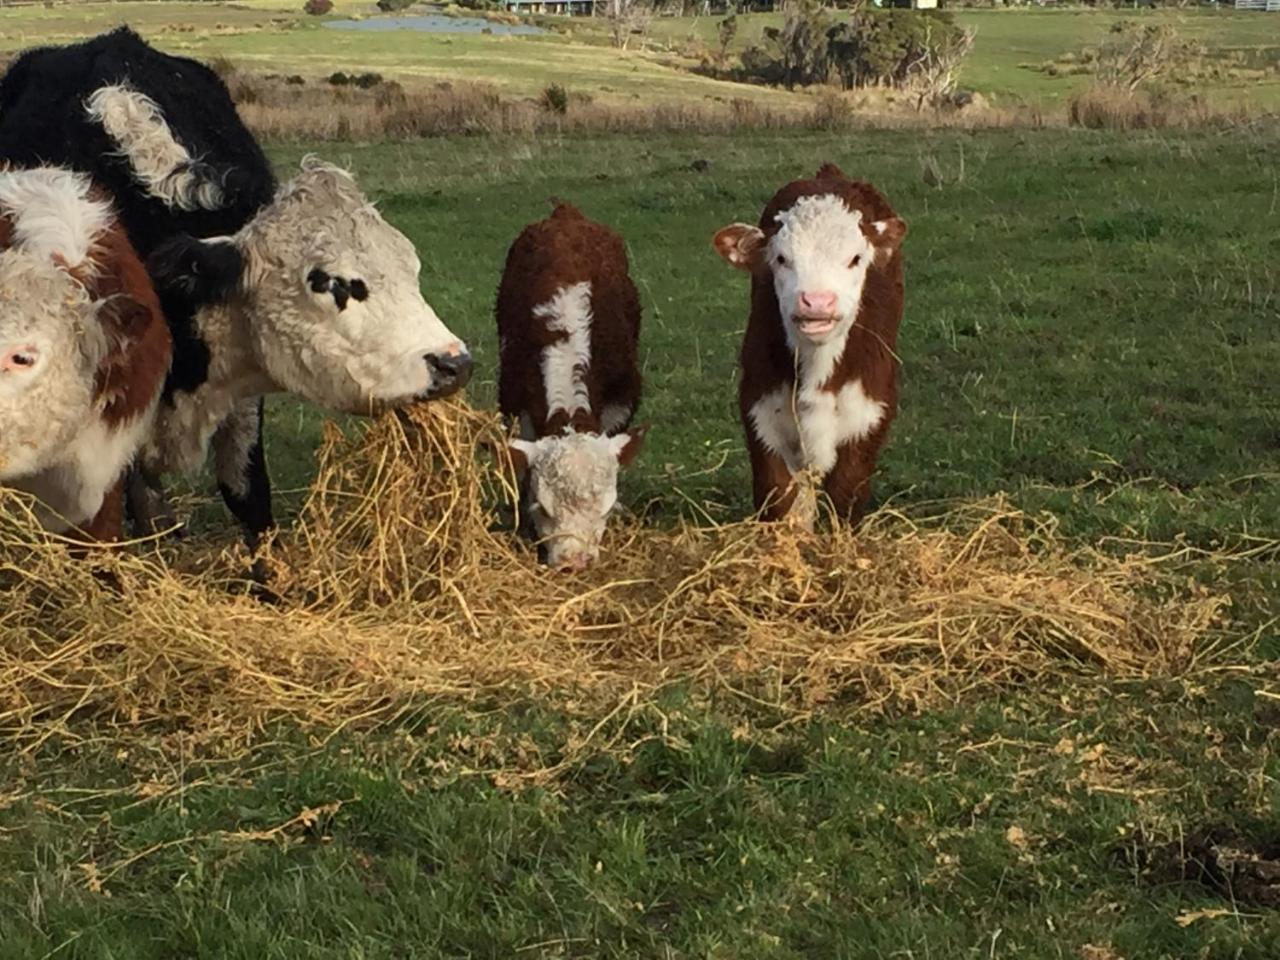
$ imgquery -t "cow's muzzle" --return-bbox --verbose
[423,349,474,399]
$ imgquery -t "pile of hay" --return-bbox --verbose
[0,401,1233,749]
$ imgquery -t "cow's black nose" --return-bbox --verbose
[425,349,474,398]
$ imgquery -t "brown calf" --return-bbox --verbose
[0,167,171,541]
[496,201,646,571]
[713,163,906,526]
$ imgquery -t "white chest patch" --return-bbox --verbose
[10,400,158,531]
[534,281,593,419]
[749,378,885,477]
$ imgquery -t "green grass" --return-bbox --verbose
[3,3,1279,107]
[5,682,1280,957]
[1,96,1279,959]
[244,128,1280,552]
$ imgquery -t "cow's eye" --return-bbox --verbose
[307,268,330,293]
[848,254,862,269]
[349,279,368,302]
[775,254,788,267]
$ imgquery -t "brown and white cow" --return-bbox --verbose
[496,202,646,572]
[0,167,171,539]
[713,163,906,527]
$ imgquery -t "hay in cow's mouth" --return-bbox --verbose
[0,399,1244,759]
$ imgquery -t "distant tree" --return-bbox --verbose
[1096,21,1195,92]
[911,20,975,108]
[760,0,832,88]
[716,14,739,65]
[605,0,654,50]
[376,0,415,11]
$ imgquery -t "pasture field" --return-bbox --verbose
[1,126,1278,958]
[2,2,1280,108]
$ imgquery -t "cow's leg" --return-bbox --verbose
[747,435,801,523]
[125,464,182,538]
[822,446,875,528]
[69,480,127,590]
[213,397,274,550]
[599,368,641,436]
[76,478,126,544]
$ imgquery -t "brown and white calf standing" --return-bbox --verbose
[713,163,906,526]
[0,167,171,540]
[496,202,646,572]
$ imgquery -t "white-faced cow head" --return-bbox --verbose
[0,168,134,483]
[149,158,472,414]
[508,427,646,573]
[0,251,108,480]
[714,165,906,349]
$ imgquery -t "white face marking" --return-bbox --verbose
[535,281,593,419]
[233,160,470,412]
[0,255,101,480]
[85,85,224,212]
[0,169,160,530]
[749,378,885,478]
[767,195,877,351]
[511,431,631,571]
[0,170,115,486]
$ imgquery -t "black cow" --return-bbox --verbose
[0,28,472,547]
[0,27,277,542]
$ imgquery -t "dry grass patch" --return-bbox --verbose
[1068,83,1260,130]
[229,71,1042,140]
[0,401,1240,752]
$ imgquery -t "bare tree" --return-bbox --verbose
[605,0,654,51]
[1096,22,1193,93]
[912,23,976,110]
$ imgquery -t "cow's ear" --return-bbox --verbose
[505,438,539,477]
[713,223,766,271]
[96,293,156,341]
[609,424,648,468]
[147,234,243,302]
[866,217,907,261]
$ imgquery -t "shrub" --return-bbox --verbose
[738,6,973,95]
[303,0,333,15]
[376,0,415,11]
[541,83,569,115]
[716,14,738,65]
[1095,21,1197,92]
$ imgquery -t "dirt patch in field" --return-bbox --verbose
[1124,825,1280,908]
[0,400,1242,753]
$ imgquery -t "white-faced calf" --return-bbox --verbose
[0,167,171,539]
[714,163,906,527]
[496,203,645,572]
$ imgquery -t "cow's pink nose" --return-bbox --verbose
[798,291,837,315]
[0,346,38,373]
[555,553,591,574]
